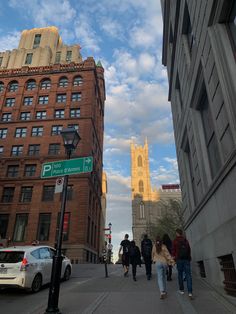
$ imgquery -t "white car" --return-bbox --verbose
[0,245,72,292]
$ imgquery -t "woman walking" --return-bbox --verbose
[152,236,175,299]
[129,240,142,281]
[162,233,173,281]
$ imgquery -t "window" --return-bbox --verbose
[5,98,15,107]
[36,111,46,119]
[182,2,194,55]
[26,80,36,90]
[71,92,81,102]
[73,76,83,86]
[67,124,78,130]
[140,202,145,219]
[42,186,54,201]
[24,164,36,177]
[11,145,23,156]
[58,77,68,87]
[0,214,9,238]
[55,51,61,63]
[54,109,64,118]
[15,127,27,138]
[51,125,63,135]
[33,34,41,48]
[19,186,33,202]
[8,81,18,92]
[48,143,60,155]
[13,214,28,241]
[0,57,2,67]
[40,79,51,89]
[38,95,49,104]
[37,213,51,241]
[0,128,7,139]
[138,156,142,167]
[66,50,72,62]
[24,97,33,106]
[0,146,3,155]
[0,82,4,92]
[32,126,43,136]
[228,1,236,51]
[7,165,19,177]
[56,212,70,241]
[2,113,12,122]
[70,108,80,118]
[1,187,15,203]
[199,89,222,178]
[28,144,40,156]
[139,180,144,193]
[25,53,33,65]
[20,112,30,120]
[56,94,66,103]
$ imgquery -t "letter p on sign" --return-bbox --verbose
[55,177,64,194]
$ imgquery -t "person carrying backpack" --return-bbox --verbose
[129,240,142,281]
[119,234,131,277]
[141,234,153,280]
[172,229,193,299]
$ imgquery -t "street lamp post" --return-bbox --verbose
[45,128,81,314]
[108,223,112,263]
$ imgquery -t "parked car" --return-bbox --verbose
[0,245,72,292]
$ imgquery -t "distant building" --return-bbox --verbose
[131,139,181,244]
[0,27,105,263]
[161,0,236,295]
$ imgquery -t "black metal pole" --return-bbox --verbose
[45,150,70,314]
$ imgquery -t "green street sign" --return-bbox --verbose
[41,156,93,178]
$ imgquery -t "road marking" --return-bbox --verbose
[82,292,109,314]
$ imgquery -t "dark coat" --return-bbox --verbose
[129,245,142,266]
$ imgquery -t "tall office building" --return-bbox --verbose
[0,27,106,263]
[161,0,236,295]
[131,139,181,243]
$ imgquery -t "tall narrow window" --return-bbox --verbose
[182,2,194,55]
[138,156,142,167]
[0,57,3,66]
[140,202,145,219]
[33,34,41,48]
[228,1,236,52]
[55,51,61,63]
[13,214,28,241]
[66,50,72,62]
[139,180,144,193]
[25,53,33,65]
[0,82,4,92]
[19,187,33,203]
[37,213,51,241]
[0,214,9,238]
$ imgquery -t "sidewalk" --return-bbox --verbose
[42,264,236,314]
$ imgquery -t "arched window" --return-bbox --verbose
[73,76,83,86]
[8,81,18,92]
[26,79,36,90]
[138,155,142,167]
[140,202,145,219]
[40,78,51,90]
[0,82,4,92]
[139,180,144,193]
[58,77,68,87]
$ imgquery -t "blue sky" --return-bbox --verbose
[0,0,179,259]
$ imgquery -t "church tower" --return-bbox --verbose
[131,139,159,244]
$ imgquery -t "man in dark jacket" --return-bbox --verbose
[172,229,193,299]
[141,234,153,280]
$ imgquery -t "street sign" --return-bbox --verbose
[41,156,93,178]
[54,177,64,193]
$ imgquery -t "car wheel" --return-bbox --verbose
[31,274,42,293]
[63,266,71,281]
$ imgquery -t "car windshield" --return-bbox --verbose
[0,251,24,263]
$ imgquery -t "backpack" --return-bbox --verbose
[177,239,189,260]
[142,239,152,256]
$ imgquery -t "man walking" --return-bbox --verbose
[141,234,153,280]
[119,234,131,277]
[172,229,193,299]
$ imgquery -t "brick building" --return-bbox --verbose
[0,27,106,263]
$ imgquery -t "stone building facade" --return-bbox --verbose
[131,139,181,245]
[161,0,236,295]
[0,27,106,263]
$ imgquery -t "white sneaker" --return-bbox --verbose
[179,290,184,295]
[188,293,193,299]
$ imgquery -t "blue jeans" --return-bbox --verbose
[156,262,167,293]
[176,260,192,293]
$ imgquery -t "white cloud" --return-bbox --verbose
[0,31,21,51]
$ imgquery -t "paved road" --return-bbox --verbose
[0,264,235,314]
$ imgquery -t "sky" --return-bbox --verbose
[0,0,179,260]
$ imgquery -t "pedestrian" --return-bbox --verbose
[129,240,142,281]
[141,234,153,280]
[162,233,173,281]
[118,234,131,277]
[172,229,193,299]
[152,235,175,299]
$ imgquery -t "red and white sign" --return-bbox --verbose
[55,177,64,193]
